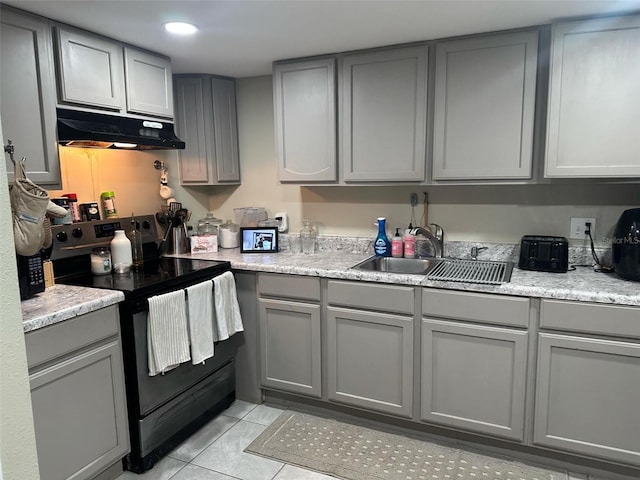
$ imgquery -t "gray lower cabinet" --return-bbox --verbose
[258,274,321,397]
[25,306,129,480]
[534,299,640,466]
[327,307,414,418]
[1,7,60,187]
[432,30,538,181]
[327,280,414,418]
[174,75,240,185]
[421,289,529,440]
[545,15,640,177]
[273,58,337,182]
[341,46,428,182]
[421,318,528,440]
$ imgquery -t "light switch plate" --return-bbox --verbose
[569,217,596,239]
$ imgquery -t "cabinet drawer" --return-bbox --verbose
[328,280,414,315]
[540,299,640,339]
[258,273,320,301]
[25,305,120,370]
[423,289,529,328]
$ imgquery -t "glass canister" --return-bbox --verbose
[197,212,223,236]
[90,247,112,275]
[218,220,240,248]
[300,219,317,254]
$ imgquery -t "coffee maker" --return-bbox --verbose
[612,208,640,281]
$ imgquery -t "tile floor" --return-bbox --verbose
[116,400,334,480]
[115,400,600,480]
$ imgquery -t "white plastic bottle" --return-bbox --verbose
[111,230,132,273]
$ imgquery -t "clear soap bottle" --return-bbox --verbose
[129,214,144,270]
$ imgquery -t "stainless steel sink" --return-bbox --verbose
[351,256,513,284]
[351,256,441,275]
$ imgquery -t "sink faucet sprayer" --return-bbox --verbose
[471,246,488,260]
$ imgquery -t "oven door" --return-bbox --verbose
[129,309,236,417]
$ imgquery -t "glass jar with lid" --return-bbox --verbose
[300,219,318,254]
[90,247,112,275]
[197,212,223,236]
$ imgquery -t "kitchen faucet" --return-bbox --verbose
[471,246,488,260]
[410,224,444,257]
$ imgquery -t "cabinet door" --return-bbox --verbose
[175,76,210,183]
[175,75,240,185]
[56,27,125,110]
[342,46,428,182]
[125,47,174,118]
[545,16,640,177]
[29,340,129,480]
[327,307,413,417]
[432,31,538,180]
[211,77,240,182]
[273,58,337,182]
[259,298,321,397]
[534,333,640,465]
[1,8,60,186]
[421,319,527,440]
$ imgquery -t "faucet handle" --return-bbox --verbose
[429,223,443,240]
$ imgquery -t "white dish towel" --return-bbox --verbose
[186,279,215,365]
[147,289,191,376]
[213,271,244,341]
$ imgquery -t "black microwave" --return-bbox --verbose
[17,253,45,300]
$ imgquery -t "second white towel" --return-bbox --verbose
[147,289,191,376]
[186,280,215,364]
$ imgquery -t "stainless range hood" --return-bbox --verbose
[57,108,185,150]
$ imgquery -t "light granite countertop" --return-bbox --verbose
[21,285,124,333]
[172,240,640,307]
[21,236,639,333]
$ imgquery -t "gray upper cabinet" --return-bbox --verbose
[124,47,174,118]
[432,30,538,181]
[545,15,640,177]
[55,27,126,111]
[273,58,337,182]
[174,75,240,185]
[55,26,174,119]
[1,7,60,187]
[534,333,640,465]
[341,46,428,182]
[25,306,129,480]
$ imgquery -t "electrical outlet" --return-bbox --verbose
[410,193,418,206]
[569,217,596,240]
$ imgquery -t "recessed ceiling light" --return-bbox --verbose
[164,22,198,35]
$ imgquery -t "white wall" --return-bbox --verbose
[0,126,40,479]
[201,75,637,247]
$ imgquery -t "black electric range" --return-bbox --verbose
[50,215,236,473]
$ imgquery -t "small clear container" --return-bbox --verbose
[197,212,223,236]
[300,219,317,254]
[90,247,112,275]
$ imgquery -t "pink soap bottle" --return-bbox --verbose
[391,228,403,258]
[403,232,416,259]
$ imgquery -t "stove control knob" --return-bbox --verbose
[71,228,83,239]
[142,220,151,229]
[56,231,68,242]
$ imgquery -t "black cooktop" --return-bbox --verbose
[56,257,231,299]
